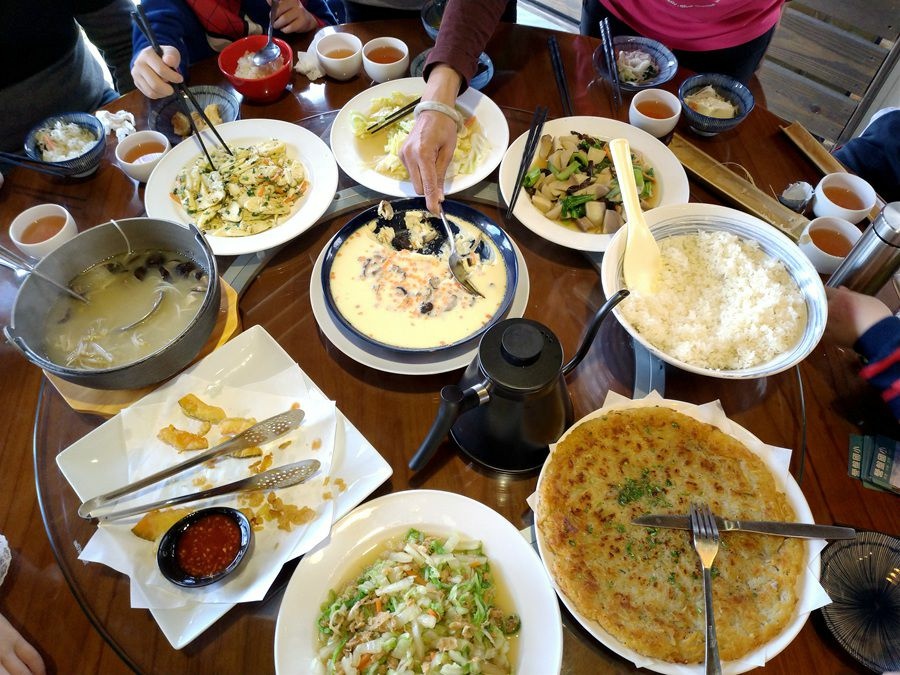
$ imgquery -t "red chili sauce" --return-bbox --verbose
[175,513,242,578]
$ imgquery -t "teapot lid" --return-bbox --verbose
[478,318,564,392]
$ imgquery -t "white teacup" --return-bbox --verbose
[812,173,876,224]
[315,33,363,81]
[628,89,681,138]
[115,130,171,183]
[10,204,78,260]
[798,216,862,275]
[362,37,410,83]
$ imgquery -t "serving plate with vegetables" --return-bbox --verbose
[499,117,689,252]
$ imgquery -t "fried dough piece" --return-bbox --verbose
[131,507,193,541]
[219,417,256,435]
[158,424,209,451]
[171,104,223,137]
[178,394,226,423]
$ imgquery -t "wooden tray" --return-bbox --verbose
[45,279,241,418]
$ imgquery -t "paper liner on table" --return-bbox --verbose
[527,391,831,675]
[80,372,338,609]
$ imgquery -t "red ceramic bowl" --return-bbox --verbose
[218,35,293,103]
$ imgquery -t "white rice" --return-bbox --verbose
[35,121,98,162]
[234,50,284,79]
[619,230,807,370]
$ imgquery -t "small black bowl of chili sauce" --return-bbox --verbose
[157,507,252,587]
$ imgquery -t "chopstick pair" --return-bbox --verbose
[506,105,548,218]
[131,5,232,168]
[365,96,421,135]
[548,35,574,117]
[0,151,77,177]
[599,18,622,114]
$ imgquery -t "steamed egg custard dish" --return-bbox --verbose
[349,92,490,180]
[171,139,307,236]
[328,202,508,350]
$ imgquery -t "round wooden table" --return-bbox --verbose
[2,19,896,675]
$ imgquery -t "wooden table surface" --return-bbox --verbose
[1,19,897,675]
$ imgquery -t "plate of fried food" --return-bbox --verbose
[499,116,689,252]
[56,325,392,649]
[329,77,508,199]
[144,118,339,256]
[532,391,831,674]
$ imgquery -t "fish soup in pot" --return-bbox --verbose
[5,218,220,390]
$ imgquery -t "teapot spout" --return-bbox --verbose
[561,289,629,376]
[409,382,490,472]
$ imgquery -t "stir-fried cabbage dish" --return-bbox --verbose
[315,529,520,674]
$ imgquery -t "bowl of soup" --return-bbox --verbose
[4,217,220,390]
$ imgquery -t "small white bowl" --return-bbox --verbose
[10,204,78,259]
[362,37,409,83]
[812,173,876,224]
[798,216,861,275]
[628,88,680,138]
[315,33,363,81]
[115,130,170,183]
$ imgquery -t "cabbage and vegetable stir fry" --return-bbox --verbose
[522,131,657,234]
[171,140,307,237]
[349,92,490,181]
[316,529,520,674]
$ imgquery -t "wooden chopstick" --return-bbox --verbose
[548,36,574,117]
[131,7,232,160]
[0,151,74,177]
[365,96,421,135]
[599,18,622,114]
[507,105,548,218]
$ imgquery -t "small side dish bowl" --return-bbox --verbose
[24,112,106,177]
[157,507,252,588]
[420,0,443,41]
[612,35,678,91]
[678,73,755,136]
[148,85,241,146]
[600,203,827,379]
[115,129,170,183]
[4,217,221,390]
[218,36,293,103]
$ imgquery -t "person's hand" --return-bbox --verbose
[271,0,319,33]
[825,285,892,347]
[131,45,183,99]
[0,612,45,675]
[399,64,463,214]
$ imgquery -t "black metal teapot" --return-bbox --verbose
[409,289,628,473]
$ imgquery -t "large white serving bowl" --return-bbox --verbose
[599,203,827,379]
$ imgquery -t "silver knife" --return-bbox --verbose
[633,514,856,540]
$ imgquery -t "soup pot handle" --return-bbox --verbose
[409,382,490,472]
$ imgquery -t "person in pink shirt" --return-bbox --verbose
[581,0,785,83]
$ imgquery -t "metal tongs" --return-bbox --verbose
[131,5,233,169]
[78,408,309,520]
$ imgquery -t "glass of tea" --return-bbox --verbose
[115,130,171,183]
[9,204,77,259]
[315,32,363,81]
[628,88,680,139]
[362,37,410,83]
[812,172,877,224]
[798,216,862,275]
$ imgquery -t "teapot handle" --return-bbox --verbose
[409,383,489,472]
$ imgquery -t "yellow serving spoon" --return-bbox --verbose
[609,138,661,294]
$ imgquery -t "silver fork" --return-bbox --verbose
[690,503,723,675]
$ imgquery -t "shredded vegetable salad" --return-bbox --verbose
[315,529,520,675]
[349,92,490,181]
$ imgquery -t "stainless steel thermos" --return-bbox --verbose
[827,202,900,293]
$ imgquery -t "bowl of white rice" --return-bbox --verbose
[600,203,827,379]
[24,112,106,177]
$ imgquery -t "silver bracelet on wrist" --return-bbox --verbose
[413,100,464,133]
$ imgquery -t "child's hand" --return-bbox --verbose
[131,45,183,99]
[825,285,892,346]
[272,0,319,33]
